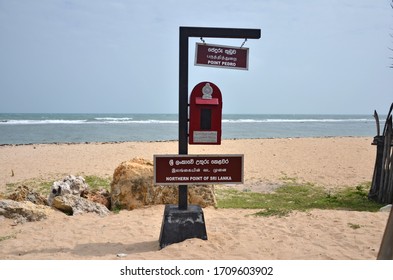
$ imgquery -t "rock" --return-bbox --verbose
[46,175,110,216]
[380,204,392,212]
[111,158,216,210]
[188,185,217,208]
[0,199,54,224]
[7,185,48,205]
[81,189,111,209]
[48,175,89,205]
[52,194,110,216]
[111,158,157,210]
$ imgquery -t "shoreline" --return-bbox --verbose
[0,135,373,146]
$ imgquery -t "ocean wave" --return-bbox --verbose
[0,119,178,125]
[222,118,373,123]
[98,120,177,124]
[0,117,374,125]
[94,117,133,121]
[1,119,88,125]
[93,119,178,124]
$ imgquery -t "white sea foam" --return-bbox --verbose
[0,118,373,125]
[94,117,133,121]
[94,119,177,124]
[0,119,178,125]
[2,120,88,125]
[222,118,372,123]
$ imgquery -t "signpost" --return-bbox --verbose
[178,27,261,210]
[157,26,261,249]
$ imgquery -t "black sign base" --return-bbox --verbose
[159,204,207,249]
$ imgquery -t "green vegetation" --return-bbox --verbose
[5,179,53,196]
[5,175,111,195]
[0,233,17,242]
[84,175,111,191]
[111,204,122,214]
[216,182,382,217]
[348,223,362,230]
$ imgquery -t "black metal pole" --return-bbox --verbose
[178,26,261,210]
[181,26,261,40]
[178,27,189,210]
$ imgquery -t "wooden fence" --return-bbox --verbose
[368,103,393,204]
[370,103,393,260]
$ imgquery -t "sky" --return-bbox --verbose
[0,0,392,114]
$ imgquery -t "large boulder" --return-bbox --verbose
[47,175,89,206]
[111,158,216,210]
[0,199,54,224]
[52,194,110,216]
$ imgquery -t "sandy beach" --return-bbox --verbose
[0,137,390,259]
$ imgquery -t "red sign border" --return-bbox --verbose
[154,154,244,185]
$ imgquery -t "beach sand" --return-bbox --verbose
[0,137,389,259]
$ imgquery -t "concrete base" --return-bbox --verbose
[159,204,207,249]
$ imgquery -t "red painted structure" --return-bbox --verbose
[189,81,222,145]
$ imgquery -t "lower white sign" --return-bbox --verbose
[193,131,218,143]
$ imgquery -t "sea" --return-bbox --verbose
[0,113,381,145]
